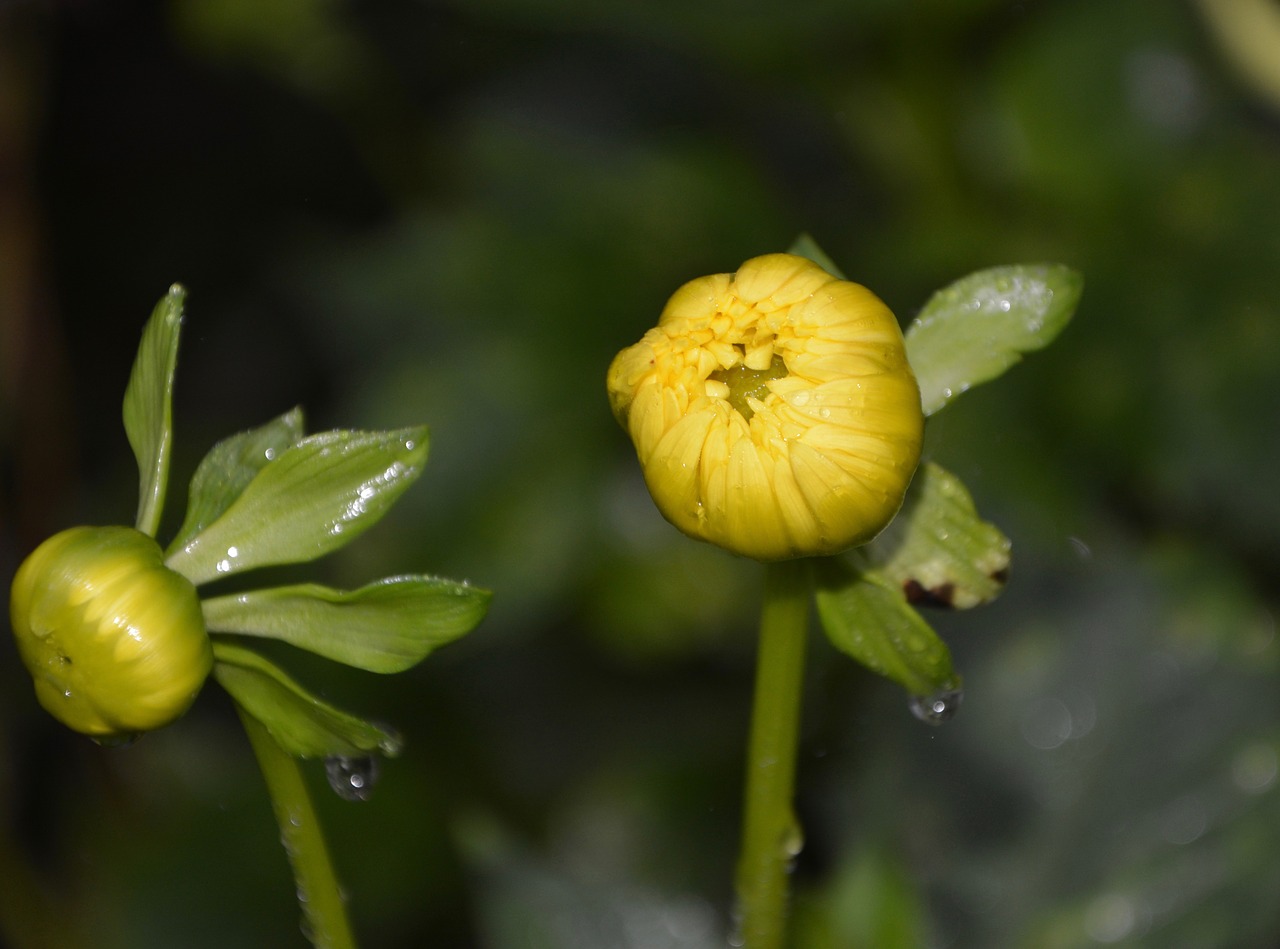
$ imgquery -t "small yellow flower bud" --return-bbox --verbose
[9,526,212,738]
[608,253,924,561]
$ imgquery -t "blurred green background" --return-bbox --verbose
[3,1,1280,946]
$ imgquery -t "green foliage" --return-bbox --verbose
[814,558,957,699]
[166,426,429,585]
[813,461,1012,698]
[796,236,1077,705]
[906,265,1082,416]
[865,462,1011,612]
[202,576,491,674]
[123,284,184,537]
[52,286,488,782]
[212,641,401,759]
[169,407,305,552]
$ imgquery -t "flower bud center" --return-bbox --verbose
[709,353,789,421]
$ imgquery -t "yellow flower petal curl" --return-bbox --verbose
[607,253,924,561]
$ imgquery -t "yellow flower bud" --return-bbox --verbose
[608,253,924,561]
[9,526,212,738]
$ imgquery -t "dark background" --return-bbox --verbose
[3,1,1280,946]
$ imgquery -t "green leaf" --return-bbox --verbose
[165,426,429,585]
[212,641,401,759]
[813,557,957,698]
[905,264,1082,415]
[787,233,847,279]
[168,408,306,553]
[123,285,185,537]
[202,575,490,673]
[864,462,1011,610]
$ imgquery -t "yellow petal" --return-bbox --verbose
[606,252,923,560]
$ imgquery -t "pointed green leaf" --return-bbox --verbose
[813,557,957,698]
[202,575,490,673]
[123,285,185,537]
[168,408,306,553]
[212,641,400,759]
[787,233,847,279]
[906,264,1082,415]
[865,462,1011,610]
[165,426,429,585]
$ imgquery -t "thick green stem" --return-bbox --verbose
[735,558,811,949]
[238,709,357,949]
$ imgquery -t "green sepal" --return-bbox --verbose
[168,407,306,553]
[165,426,429,585]
[787,233,847,279]
[124,285,185,537]
[212,641,401,759]
[813,556,958,698]
[905,264,1081,416]
[202,575,490,673]
[864,462,1010,610]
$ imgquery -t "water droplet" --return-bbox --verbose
[325,755,379,801]
[788,390,811,406]
[780,821,804,862]
[909,687,964,726]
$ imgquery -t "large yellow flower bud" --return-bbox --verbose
[608,253,924,561]
[10,526,212,738]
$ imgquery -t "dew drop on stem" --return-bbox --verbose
[325,755,379,802]
[908,687,964,726]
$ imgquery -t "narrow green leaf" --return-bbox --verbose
[123,285,185,536]
[212,641,401,759]
[168,408,306,553]
[165,426,429,585]
[865,462,1011,610]
[203,575,491,673]
[813,557,957,698]
[905,264,1082,415]
[787,233,847,279]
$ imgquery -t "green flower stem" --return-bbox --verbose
[735,558,811,949]
[238,707,357,949]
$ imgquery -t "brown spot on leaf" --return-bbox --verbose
[991,567,1009,585]
[903,579,957,609]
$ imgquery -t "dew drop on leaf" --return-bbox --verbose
[325,755,379,801]
[908,687,964,726]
